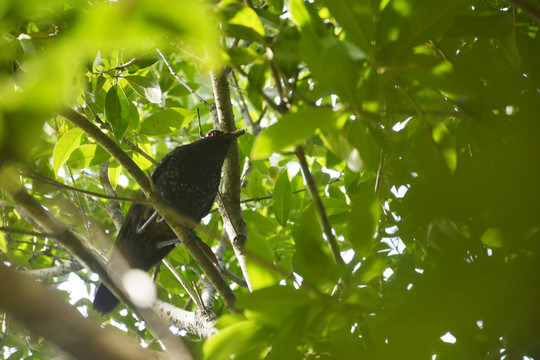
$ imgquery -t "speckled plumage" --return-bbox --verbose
[93,129,244,314]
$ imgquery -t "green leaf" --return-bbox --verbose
[273,170,291,226]
[131,141,154,171]
[124,75,162,103]
[245,230,280,290]
[357,255,387,283]
[238,286,311,327]
[379,0,469,59]
[299,35,359,103]
[321,0,374,54]
[138,108,196,135]
[348,181,379,257]
[105,85,133,139]
[225,47,261,65]
[251,107,339,159]
[218,0,266,43]
[53,128,84,175]
[107,161,121,190]
[293,205,337,287]
[203,320,267,360]
[481,228,503,248]
[66,144,111,169]
[248,169,265,200]
[169,246,190,265]
[0,231,7,253]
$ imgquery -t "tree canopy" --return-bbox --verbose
[1,0,539,359]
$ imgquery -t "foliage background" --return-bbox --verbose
[0,0,539,359]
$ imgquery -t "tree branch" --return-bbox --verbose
[0,261,166,360]
[0,166,193,358]
[211,69,252,291]
[152,300,216,339]
[25,260,84,281]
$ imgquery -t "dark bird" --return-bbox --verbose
[93,129,245,314]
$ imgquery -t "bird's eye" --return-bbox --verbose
[206,130,221,138]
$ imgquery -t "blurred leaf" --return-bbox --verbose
[379,0,469,59]
[481,228,503,248]
[356,255,387,283]
[203,319,267,360]
[445,12,513,38]
[238,285,311,327]
[248,169,265,200]
[265,0,284,12]
[293,204,337,287]
[218,0,266,43]
[225,47,261,65]
[245,230,281,290]
[273,170,291,226]
[124,75,162,103]
[53,127,84,175]
[138,108,196,135]
[0,231,7,253]
[251,107,339,159]
[107,161,121,190]
[432,122,457,173]
[322,0,374,54]
[348,181,379,257]
[66,144,111,169]
[105,84,133,139]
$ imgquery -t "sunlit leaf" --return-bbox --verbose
[218,0,266,43]
[203,320,267,360]
[66,144,111,169]
[107,161,121,190]
[481,228,503,248]
[251,108,339,159]
[138,108,196,135]
[293,205,337,286]
[248,169,265,200]
[105,85,133,139]
[53,127,84,175]
[273,170,291,226]
[348,182,379,257]
[124,75,162,103]
[0,231,7,253]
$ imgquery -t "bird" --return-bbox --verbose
[93,129,245,314]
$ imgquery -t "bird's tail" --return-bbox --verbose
[93,283,120,314]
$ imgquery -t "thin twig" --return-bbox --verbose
[156,48,213,109]
[294,146,344,264]
[230,71,260,134]
[22,170,150,204]
[122,138,159,166]
[162,260,203,309]
[7,246,73,261]
[68,167,91,245]
[0,226,55,239]
[92,57,137,75]
[234,66,288,114]
[375,150,387,198]
[3,235,67,252]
